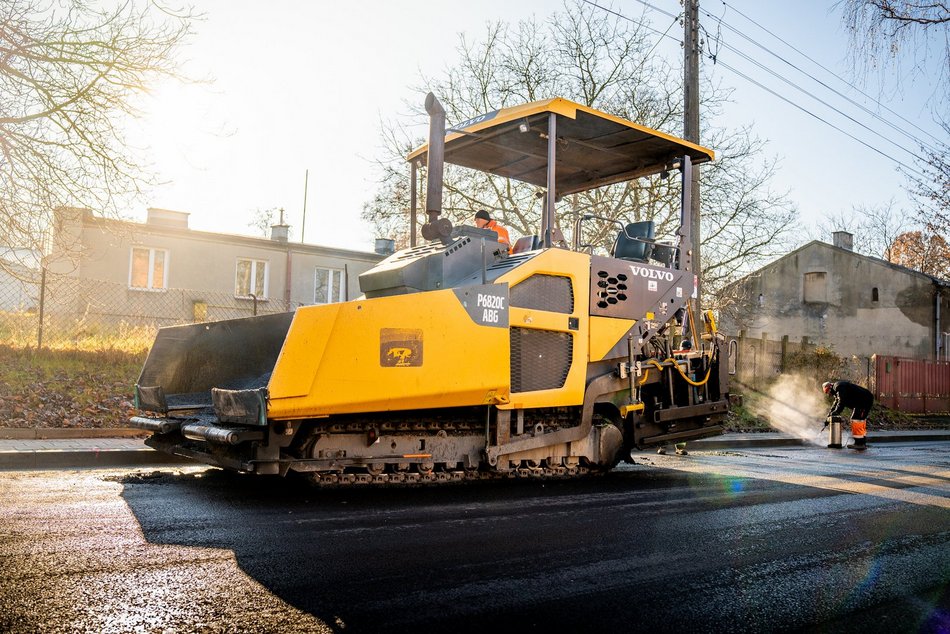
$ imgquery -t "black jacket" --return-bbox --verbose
[828,381,874,416]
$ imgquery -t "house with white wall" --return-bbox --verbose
[46,207,386,325]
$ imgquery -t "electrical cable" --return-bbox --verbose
[714,57,928,179]
[629,0,936,154]
[700,5,938,159]
[580,0,929,179]
[711,36,927,163]
[623,0,930,162]
[580,0,682,44]
[717,0,940,152]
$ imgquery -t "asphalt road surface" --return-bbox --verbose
[1,444,948,633]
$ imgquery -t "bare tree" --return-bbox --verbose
[811,199,912,259]
[0,0,193,266]
[248,206,281,238]
[840,1,950,235]
[840,0,950,101]
[362,0,798,305]
[907,120,950,233]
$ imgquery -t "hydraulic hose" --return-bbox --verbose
[639,357,713,387]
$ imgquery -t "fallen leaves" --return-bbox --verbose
[0,346,143,429]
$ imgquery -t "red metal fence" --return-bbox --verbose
[872,355,950,414]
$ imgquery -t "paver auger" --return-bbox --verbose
[130,94,737,482]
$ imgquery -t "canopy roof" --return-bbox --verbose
[406,97,714,196]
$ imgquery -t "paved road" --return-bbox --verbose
[0,444,948,633]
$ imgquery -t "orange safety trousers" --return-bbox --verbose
[851,420,867,438]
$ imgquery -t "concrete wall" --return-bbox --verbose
[721,241,949,360]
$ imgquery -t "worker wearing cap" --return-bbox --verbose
[474,209,511,251]
[822,380,874,451]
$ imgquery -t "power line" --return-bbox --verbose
[709,30,928,163]
[579,0,681,44]
[717,0,939,150]
[704,1,940,156]
[715,58,928,179]
[637,14,682,72]
[581,0,930,177]
[628,0,679,21]
[626,0,930,161]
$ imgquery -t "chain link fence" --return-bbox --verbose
[0,264,881,385]
[0,266,292,352]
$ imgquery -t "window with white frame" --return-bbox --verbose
[314,267,344,304]
[236,258,268,298]
[129,247,168,290]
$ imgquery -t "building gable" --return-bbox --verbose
[720,238,949,361]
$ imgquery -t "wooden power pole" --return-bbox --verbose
[684,0,702,323]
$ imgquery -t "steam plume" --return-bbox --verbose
[751,374,828,445]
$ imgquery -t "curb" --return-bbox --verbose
[690,436,803,449]
[0,428,147,440]
[0,448,193,470]
[689,430,950,450]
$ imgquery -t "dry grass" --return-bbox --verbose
[0,312,156,354]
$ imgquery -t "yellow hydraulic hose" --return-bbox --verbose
[639,357,712,387]
[665,357,713,387]
[686,298,700,346]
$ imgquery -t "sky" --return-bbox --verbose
[129,0,948,253]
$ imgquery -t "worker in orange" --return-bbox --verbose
[474,209,511,251]
[822,381,873,451]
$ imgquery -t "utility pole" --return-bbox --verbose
[300,169,309,244]
[684,0,702,325]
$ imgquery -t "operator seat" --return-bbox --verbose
[511,229,569,254]
[612,220,655,262]
[511,235,540,253]
[651,241,676,266]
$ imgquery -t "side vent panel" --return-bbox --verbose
[594,270,629,309]
[510,274,574,314]
[510,328,573,393]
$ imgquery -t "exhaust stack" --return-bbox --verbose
[420,93,453,244]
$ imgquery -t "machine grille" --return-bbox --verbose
[510,274,574,313]
[594,269,630,309]
[510,328,573,393]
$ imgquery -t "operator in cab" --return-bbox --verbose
[474,209,511,252]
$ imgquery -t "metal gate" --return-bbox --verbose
[872,355,950,414]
